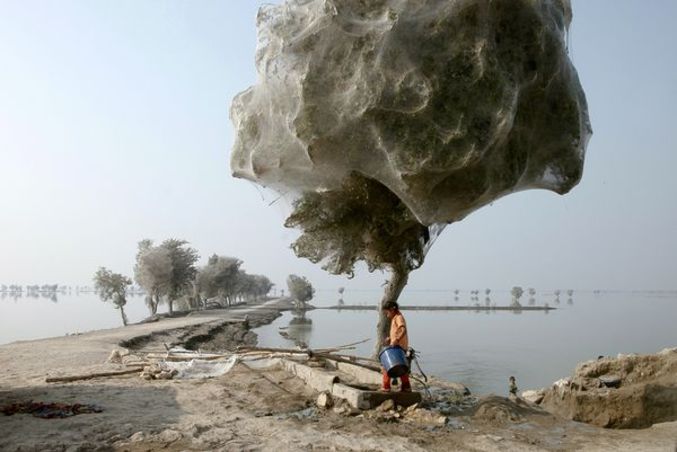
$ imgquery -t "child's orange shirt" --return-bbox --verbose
[389,311,409,349]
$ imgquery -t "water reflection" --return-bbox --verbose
[0,292,59,303]
[279,310,313,348]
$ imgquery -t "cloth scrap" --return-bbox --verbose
[1,401,103,418]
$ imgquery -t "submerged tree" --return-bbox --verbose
[93,267,132,326]
[511,286,524,307]
[286,274,315,309]
[285,174,430,354]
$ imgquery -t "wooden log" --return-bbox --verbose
[46,367,143,383]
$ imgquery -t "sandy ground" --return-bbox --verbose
[1,299,676,452]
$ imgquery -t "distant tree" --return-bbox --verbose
[511,286,524,307]
[94,267,132,326]
[197,255,242,306]
[251,274,274,300]
[287,274,315,308]
[161,239,199,314]
[134,240,172,315]
[337,286,345,306]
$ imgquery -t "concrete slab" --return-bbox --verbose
[280,359,422,410]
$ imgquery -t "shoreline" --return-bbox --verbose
[320,304,555,311]
[1,298,676,451]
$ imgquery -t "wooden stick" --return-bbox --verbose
[320,338,370,350]
[314,353,381,372]
[331,353,379,364]
[240,362,294,394]
[46,367,143,383]
[237,346,312,355]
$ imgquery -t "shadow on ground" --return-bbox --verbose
[0,382,183,451]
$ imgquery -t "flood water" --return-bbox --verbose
[254,291,677,395]
[0,292,158,344]
[1,289,676,395]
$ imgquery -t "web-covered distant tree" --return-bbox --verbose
[286,274,315,308]
[94,267,132,326]
[197,255,242,306]
[285,173,430,354]
[134,240,172,315]
[162,239,199,314]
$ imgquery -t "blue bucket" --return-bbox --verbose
[379,346,409,378]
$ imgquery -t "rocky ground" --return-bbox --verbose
[535,348,677,429]
[1,299,676,451]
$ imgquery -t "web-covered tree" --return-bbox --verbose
[286,274,315,308]
[93,267,132,326]
[285,173,430,355]
[162,239,199,314]
[197,255,242,306]
[134,240,172,315]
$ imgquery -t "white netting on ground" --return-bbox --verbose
[231,0,590,226]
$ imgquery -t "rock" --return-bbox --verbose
[598,374,621,388]
[157,429,182,443]
[156,370,176,380]
[540,349,677,428]
[106,349,129,364]
[129,432,145,442]
[404,403,419,414]
[332,406,347,415]
[377,399,395,412]
[485,434,503,442]
[521,389,545,404]
[436,415,448,425]
[316,391,333,409]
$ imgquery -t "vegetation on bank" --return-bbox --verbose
[93,238,277,325]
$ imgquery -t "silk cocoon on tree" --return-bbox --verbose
[231,0,591,226]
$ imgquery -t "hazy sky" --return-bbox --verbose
[0,1,676,292]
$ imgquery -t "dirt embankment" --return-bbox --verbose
[534,348,677,428]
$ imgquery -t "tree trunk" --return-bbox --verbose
[119,306,128,326]
[373,266,409,358]
[152,292,160,315]
[168,298,174,314]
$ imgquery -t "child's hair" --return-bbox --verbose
[382,301,399,311]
